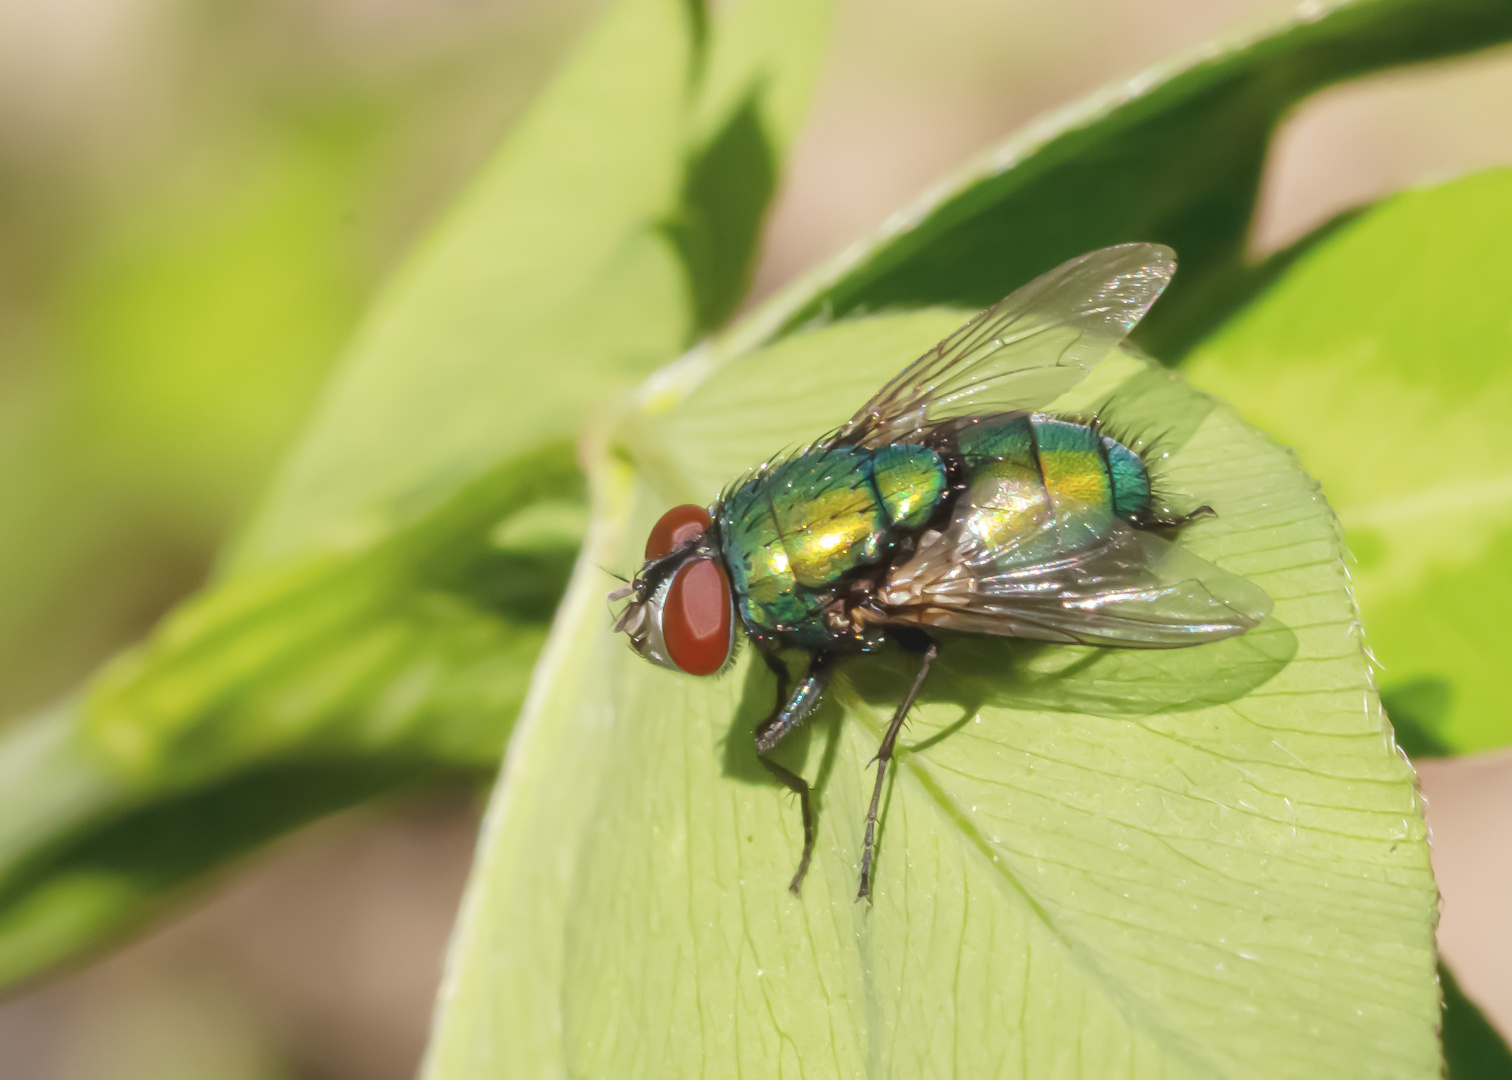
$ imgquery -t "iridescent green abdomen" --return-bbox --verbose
[719,445,947,645]
[951,413,1151,570]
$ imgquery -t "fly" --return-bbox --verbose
[610,244,1271,901]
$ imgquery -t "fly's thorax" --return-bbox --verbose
[717,444,949,649]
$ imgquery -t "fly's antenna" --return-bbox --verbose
[601,565,637,604]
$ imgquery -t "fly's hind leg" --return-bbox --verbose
[857,636,938,902]
[755,650,833,895]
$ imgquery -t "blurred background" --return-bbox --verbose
[0,0,1509,1076]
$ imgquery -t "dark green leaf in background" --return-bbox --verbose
[1442,962,1512,1079]
[725,0,1512,363]
[0,446,579,986]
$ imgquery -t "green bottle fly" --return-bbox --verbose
[611,245,1271,900]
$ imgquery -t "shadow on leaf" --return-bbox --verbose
[847,616,1295,721]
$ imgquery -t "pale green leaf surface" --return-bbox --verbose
[427,314,1437,1079]
[1186,168,1512,755]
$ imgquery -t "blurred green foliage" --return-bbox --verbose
[0,0,596,719]
[0,0,831,992]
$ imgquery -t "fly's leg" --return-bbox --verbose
[755,651,833,895]
[759,758,814,895]
[754,648,790,741]
[857,641,938,902]
[756,651,831,753]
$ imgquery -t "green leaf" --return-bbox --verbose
[667,0,833,332]
[425,317,1438,1078]
[234,0,832,569]
[0,716,431,990]
[1185,168,1512,755]
[0,0,832,992]
[0,447,579,985]
[0,100,409,720]
[724,0,1512,363]
[230,0,700,569]
[1442,962,1512,1078]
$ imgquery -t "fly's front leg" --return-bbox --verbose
[756,651,831,753]
[755,650,833,895]
[857,641,938,902]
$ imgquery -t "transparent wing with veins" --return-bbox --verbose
[831,243,1176,449]
[873,495,1271,648]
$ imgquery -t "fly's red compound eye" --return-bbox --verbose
[646,503,713,560]
[663,558,732,675]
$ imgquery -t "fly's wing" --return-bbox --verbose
[876,509,1271,648]
[832,244,1176,449]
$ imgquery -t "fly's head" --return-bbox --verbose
[610,503,734,676]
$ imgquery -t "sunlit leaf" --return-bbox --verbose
[426,317,1438,1078]
[1186,168,1512,755]
[231,0,694,568]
